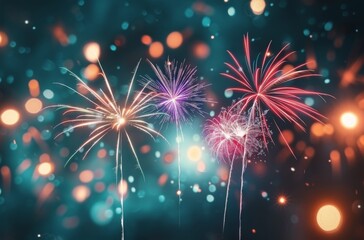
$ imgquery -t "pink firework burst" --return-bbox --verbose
[204,107,262,164]
[222,35,330,155]
[221,35,331,239]
[204,107,264,231]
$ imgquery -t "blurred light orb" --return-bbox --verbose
[83,63,100,81]
[28,79,40,97]
[316,205,342,232]
[261,191,268,198]
[149,41,164,58]
[79,170,94,183]
[197,161,206,172]
[192,184,201,193]
[25,98,43,114]
[166,31,183,49]
[193,42,210,59]
[278,129,294,145]
[340,112,358,129]
[90,202,113,225]
[118,180,128,196]
[43,89,54,99]
[352,200,364,215]
[206,194,214,203]
[224,89,233,98]
[73,185,90,202]
[158,195,166,203]
[141,35,152,45]
[278,195,287,205]
[83,42,100,62]
[38,162,53,176]
[250,0,266,15]
[1,109,20,125]
[187,145,202,161]
[0,31,9,47]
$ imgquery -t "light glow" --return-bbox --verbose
[316,204,342,232]
[340,111,358,129]
[1,109,20,125]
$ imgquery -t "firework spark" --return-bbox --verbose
[142,59,209,216]
[205,107,263,163]
[222,35,330,239]
[50,61,165,240]
[204,107,263,231]
[222,35,329,154]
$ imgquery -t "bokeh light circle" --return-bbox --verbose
[250,0,266,15]
[83,42,100,62]
[25,98,43,114]
[278,195,287,205]
[90,202,113,225]
[149,41,164,58]
[73,185,91,202]
[316,204,342,232]
[166,31,183,49]
[38,162,54,176]
[0,31,9,47]
[1,109,20,125]
[340,112,358,129]
[187,145,202,161]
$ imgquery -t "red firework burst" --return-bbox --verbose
[222,34,330,155]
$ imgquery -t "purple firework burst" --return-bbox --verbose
[142,59,210,219]
[142,59,209,125]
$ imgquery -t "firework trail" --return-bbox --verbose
[222,35,330,239]
[204,107,263,232]
[142,59,209,222]
[50,61,165,240]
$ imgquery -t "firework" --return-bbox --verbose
[222,35,329,154]
[142,59,209,213]
[50,61,165,240]
[204,107,263,231]
[205,107,263,163]
[222,35,330,239]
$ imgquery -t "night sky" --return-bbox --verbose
[1,0,364,240]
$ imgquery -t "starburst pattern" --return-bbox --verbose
[204,107,262,163]
[51,61,165,240]
[142,59,208,125]
[221,35,330,239]
[222,35,329,154]
[142,59,209,213]
[204,107,263,231]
